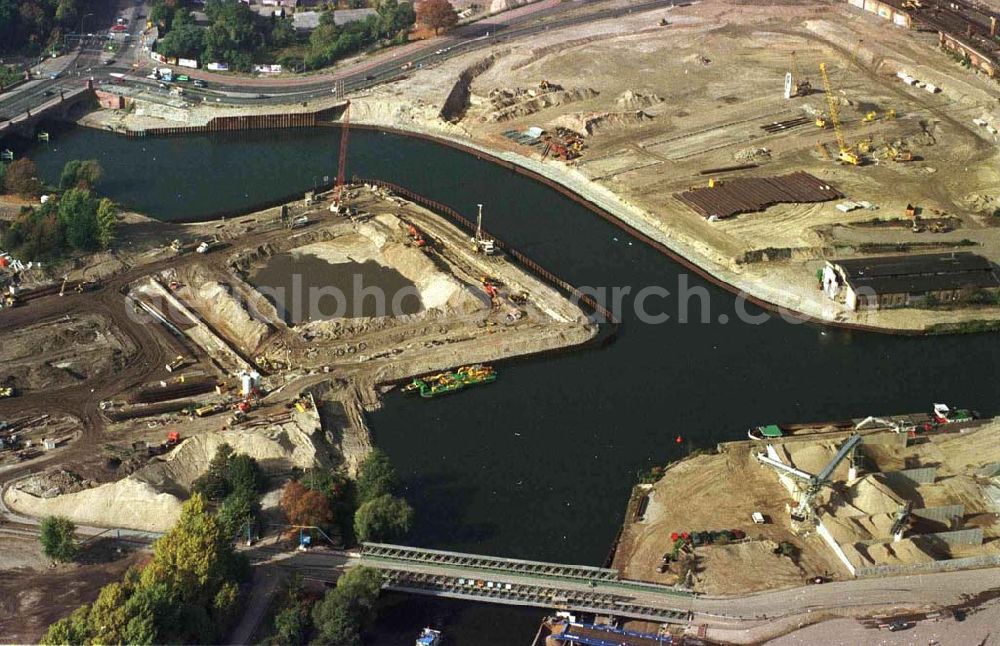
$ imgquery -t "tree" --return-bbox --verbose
[39,515,78,562]
[353,494,414,543]
[40,605,90,645]
[355,448,397,504]
[57,187,100,251]
[269,578,312,646]
[416,0,457,35]
[227,453,265,494]
[59,159,102,190]
[193,443,235,501]
[312,566,383,646]
[157,22,206,58]
[3,158,42,197]
[281,480,335,529]
[96,197,118,249]
[217,487,262,537]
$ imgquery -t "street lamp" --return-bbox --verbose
[79,12,93,37]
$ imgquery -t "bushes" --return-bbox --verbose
[311,566,383,646]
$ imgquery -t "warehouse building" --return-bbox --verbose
[845,0,913,28]
[822,252,1000,310]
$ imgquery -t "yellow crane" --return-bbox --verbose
[819,62,860,165]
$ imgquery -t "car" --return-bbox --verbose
[887,621,914,632]
[103,59,115,66]
[364,74,375,80]
[48,71,61,79]
[43,89,55,97]
[193,79,206,88]
[176,74,190,82]
[809,576,829,584]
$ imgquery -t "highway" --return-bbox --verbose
[1,0,680,120]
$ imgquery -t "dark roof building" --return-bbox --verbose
[823,252,1000,310]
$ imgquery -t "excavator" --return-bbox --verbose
[819,62,861,165]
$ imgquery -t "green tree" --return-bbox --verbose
[192,443,236,501]
[88,582,130,644]
[227,453,265,494]
[96,197,118,249]
[353,494,414,543]
[57,187,100,251]
[270,578,312,646]
[39,515,78,562]
[355,448,397,504]
[40,604,90,645]
[312,566,383,646]
[158,22,206,58]
[58,159,102,190]
[218,487,262,537]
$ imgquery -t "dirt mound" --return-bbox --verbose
[615,90,664,110]
[482,87,599,122]
[5,418,327,531]
[734,146,771,162]
[551,111,653,137]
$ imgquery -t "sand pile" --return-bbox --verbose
[187,276,271,352]
[551,110,653,137]
[839,475,905,516]
[615,90,664,110]
[5,421,325,532]
[482,87,599,122]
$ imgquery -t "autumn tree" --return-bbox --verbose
[416,0,457,35]
[281,480,335,529]
[39,516,78,562]
[2,158,42,197]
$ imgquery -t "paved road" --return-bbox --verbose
[1,0,679,117]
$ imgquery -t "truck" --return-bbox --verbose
[196,239,221,254]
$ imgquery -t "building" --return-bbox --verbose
[845,0,913,28]
[939,31,998,78]
[823,252,1000,310]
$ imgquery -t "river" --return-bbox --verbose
[24,124,1000,644]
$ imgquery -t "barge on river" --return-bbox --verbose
[402,364,497,399]
[748,403,979,440]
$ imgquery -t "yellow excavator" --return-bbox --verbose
[819,62,861,165]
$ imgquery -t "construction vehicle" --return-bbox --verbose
[194,403,226,418]
[863,110,878,123]
[788,50,812,98]
[884,146,913,162]
[333,100,351,209]
[0,387,14,398]
[196,238,221,254]
[473,204,496,254]
[815,115,828,129]
[406,223,427,247]
[819,62,861,165]
[165,355,187,372]
[402,364,497,399]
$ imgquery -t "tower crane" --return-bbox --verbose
[819,63,860,165]
[333,100,351,210]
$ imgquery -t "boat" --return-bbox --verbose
[748,403,979,440]
[402,364,497,399]
[415,627,442,646]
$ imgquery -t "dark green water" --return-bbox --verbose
[249,253,422,324]
[24,125,1000,644]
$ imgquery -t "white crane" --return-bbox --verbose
[756,433,863,521]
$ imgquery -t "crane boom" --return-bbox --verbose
[334,100,351,205]
[819,63,860,165]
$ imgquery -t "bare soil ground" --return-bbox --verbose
[0,313,136,392]
[0,537,144,645]
[346,0,1000,330]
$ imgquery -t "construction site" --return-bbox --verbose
[0,169,596,536]
[349,0,1000,330]
[612,409,1000,596]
